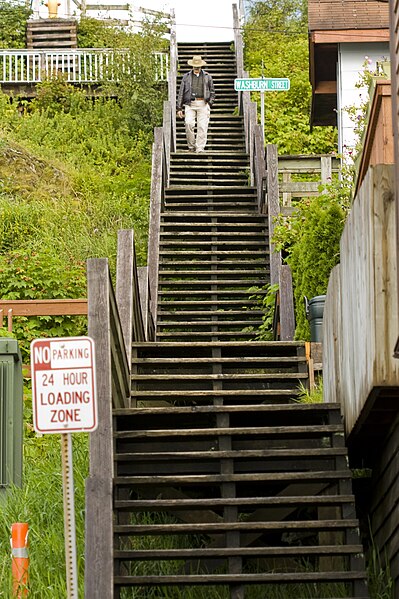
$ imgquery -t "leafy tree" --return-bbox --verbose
[244,0,337,154]
[274,185,349,339]
[0,0,31,48]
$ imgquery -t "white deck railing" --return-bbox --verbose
[0,49,169,84]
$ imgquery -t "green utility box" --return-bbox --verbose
[0,339,23,496]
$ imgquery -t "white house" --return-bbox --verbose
[308,0,389,157]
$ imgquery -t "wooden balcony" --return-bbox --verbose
[0,49,169,96]
[355,79,394,195]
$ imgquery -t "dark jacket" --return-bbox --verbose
[177,70,215,110]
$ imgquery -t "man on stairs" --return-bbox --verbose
[177,55,215,153]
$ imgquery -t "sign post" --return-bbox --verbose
[31,336,97,599]
[234,77,291,144]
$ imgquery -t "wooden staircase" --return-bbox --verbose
[26,19,77,49]
[112,42,369,598]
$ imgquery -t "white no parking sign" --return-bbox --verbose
[31,336,98,434]
[31,335,98,598]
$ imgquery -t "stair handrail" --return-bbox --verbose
[116,229,145,364]
[168,7,177,151]
[85,228,145,596]
[147,101,173,332]
[233,3,251,147]
[264,143,296,340]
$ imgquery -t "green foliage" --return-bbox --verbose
[244,0,337,154]
[367,541,394,599]
[246,283,279,340]
[77,16,131,48]
[296,378,323,403]
[0,404,88,597]
[32,74,87,117]
[0,90,152,267]
[0,250,87,359]
[0,0,31,49]
[274,189,347,339]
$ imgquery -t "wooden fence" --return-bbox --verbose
[0,49,169,84]
[147,15,176,331]
[85,229,145,598]
[233,5,295,341]
[278,154,340,212]
[323,165,399,436]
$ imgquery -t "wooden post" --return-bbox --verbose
[321,155,332,188]
[85,258,114,599]
[266,144,281,287]
[248,102,257,187]
[163,101,172,187]
[254,124,266,212]
[169,8,177,152]
[279,265,295,340]
[116,230,134,367]
[137,266,149,341]
[147,127,163,331]
[116,228,145,350]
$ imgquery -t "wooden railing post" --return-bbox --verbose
[85,258,114,599]
[248,102,257,186]
[279,265,295,340]
[266,144,281,287]
[169,8,177,152]
[321,155,332,187]
[254,124,266,212]
[116,229,145,364]
[148,127,163,330]
[163,101,172,186]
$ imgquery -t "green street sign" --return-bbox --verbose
[234,78,290,92]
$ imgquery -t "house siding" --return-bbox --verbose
[337,42,389,156]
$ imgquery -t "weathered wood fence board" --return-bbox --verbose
[85,258,115,599]
[85,227,146,596]
[323,165,399,434]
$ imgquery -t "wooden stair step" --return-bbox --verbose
[157,323,263,330]
[161,212,262,218]
[131,373,307,382]
[159,269,267,276]
[114,493,353,510]
[159,242,268,247]
[116,448,347,463]
[114,518,358,534]
[158,301,262,309]
[115,571,366,586]
[158,310,264,317]
[158,280,266,287]
[114,544,363,560]
[132,355,305,364]
[115,425,342,439]
[130,389,300,400]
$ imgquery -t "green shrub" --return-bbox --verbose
[0,0,31,49]
[0,250,87,359]
[274,194,346,339]
[244,0,337,155]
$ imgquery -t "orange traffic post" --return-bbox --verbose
[11,523,29,597]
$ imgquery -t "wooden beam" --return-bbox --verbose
[85,258,114,598]
[148,128,163,331]
[315,81,337,94]
[266,144,281,287]
[311,29,390,43]
[279,265,295,341]
[0,299,87,316]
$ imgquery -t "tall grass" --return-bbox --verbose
[0,417,88,597]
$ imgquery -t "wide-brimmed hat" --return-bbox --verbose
[187,55,207,67]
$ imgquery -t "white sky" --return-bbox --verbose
[137,0,236,42]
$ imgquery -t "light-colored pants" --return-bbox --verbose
[184,100,211,152]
